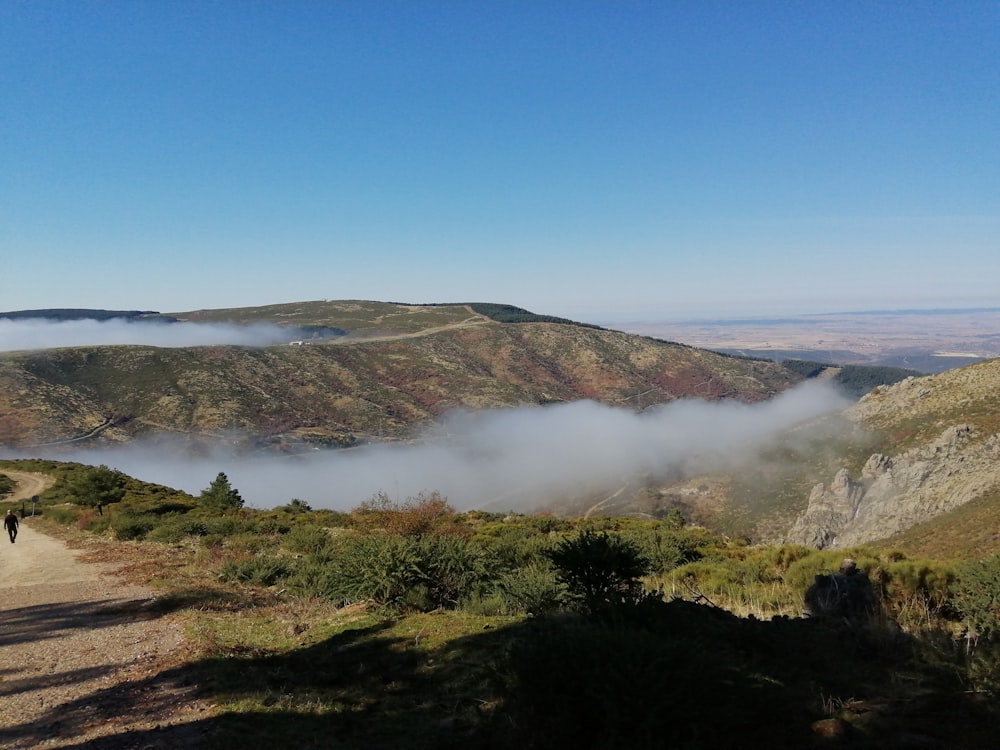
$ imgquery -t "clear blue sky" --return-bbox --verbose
[3,1,998,324]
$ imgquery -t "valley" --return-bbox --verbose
[2,300,1000,554]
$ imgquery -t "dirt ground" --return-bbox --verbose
[0,474,213,748]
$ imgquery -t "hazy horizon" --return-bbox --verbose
[3,301,999,353]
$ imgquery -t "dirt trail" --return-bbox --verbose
[2,469,55,504]
[0,479,211,748]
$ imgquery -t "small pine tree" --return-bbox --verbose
[69,465,127,511]
[199,472,244,512]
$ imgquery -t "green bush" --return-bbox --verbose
[953,555,1000,640]
[497,562,563,615]
[112,513,158,541]
[416,534,492,609]
[883,558,956,624]
[622,525,717,574]
[146,516,212,543]
[286,559,341,600]
[478,525,554,570]
[282,524,336,558]
[326,533,426,606]
[220,554,294,586]
[303,531,495,610]
[40,505,80,524]
[546,531,654,615]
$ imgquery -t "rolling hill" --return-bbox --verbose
[0,301,801,451]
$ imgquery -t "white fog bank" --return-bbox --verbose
[0,318,296,351]
[17,380,851,511]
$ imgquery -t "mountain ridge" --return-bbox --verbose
[0,301,802,451]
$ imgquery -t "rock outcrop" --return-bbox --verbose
[787,422,1000,548]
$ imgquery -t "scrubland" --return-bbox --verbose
[4,458,999,749]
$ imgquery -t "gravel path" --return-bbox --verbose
[0,519,211,749]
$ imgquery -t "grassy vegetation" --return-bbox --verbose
[878,485,1000,560]
[6,459,1000,748]
[174,300,483,335]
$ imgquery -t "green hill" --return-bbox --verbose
[0,301,801,452]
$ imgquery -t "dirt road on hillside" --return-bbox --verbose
[0,499,211,747]
[2,469,55,505]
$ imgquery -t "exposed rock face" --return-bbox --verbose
[786,423,1000,548]
[787,469,864,547]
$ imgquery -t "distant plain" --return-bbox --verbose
[616,308,1000,373]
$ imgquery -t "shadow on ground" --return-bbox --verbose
[4,597,999,750]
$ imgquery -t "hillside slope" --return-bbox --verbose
[785,357,1000,551]
[0,302,800,451]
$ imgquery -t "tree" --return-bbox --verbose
[954,555,1000,644]
[277,498,312,514]
[199,472,244,511]
[69,465,127,512]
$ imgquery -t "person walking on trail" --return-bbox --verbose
[4,509,18,543]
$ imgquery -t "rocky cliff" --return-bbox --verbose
[786,360,1000,548]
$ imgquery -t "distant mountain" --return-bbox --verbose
[0,308,171,321]
[0,300,801,451]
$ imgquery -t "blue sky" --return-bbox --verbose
[3,1,998,324]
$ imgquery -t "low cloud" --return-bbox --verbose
[18,380,852,512]
[0,318,297,351]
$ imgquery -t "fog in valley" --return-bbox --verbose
[0,318,298,351]
[11,381,852,512]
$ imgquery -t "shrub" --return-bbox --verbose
[112,513,158,541]
[326,533,426,606]
[146,517,211,543]
[546,531,654,614]
[497,562,563,615]
[883,558,956,626]
[282,524,336,557]
[40,505,79,524]
[301,530,496,610]
[622,525,717,574]
[479,525,554,570]
[286,559,341,600]
[351,491,469,537]
[220,554,294,586]
[954,555,1000,641]
[416,534,492,609]
[275,498,312,513]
